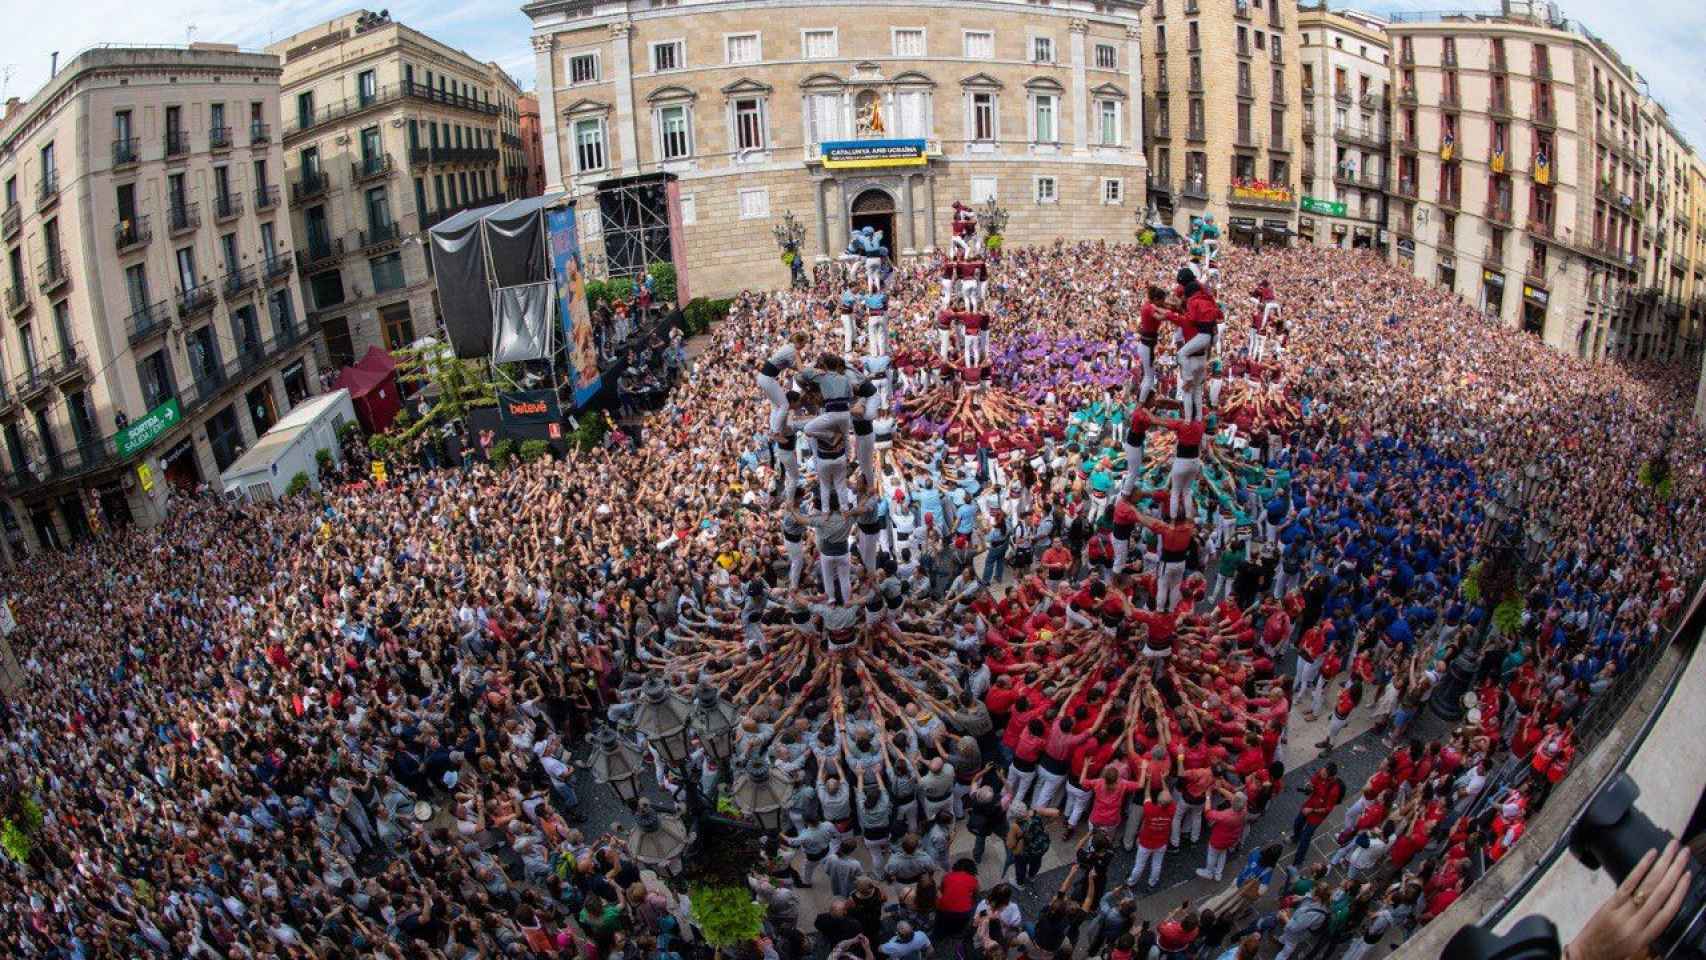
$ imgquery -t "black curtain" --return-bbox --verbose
[428,220,492,359]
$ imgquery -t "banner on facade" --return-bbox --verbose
[137,462,155,494]
[820,138,930,169]
[1300,195,1346,217]
[1523,284,1550,307]
[545,207,603,408]
[116,398,182,458]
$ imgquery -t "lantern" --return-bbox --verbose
[729,754,790,833]
[588,725,644,807]
[631,675,693,766]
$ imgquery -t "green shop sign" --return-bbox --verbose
[115,398,182,457]
[1300,196,1347,217]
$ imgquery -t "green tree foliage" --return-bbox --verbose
[689,885,767,951]
[286,472,311,497]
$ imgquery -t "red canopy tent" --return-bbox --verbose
[331,347,402,433]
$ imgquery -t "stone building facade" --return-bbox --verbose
[1296,7,1391,253]
[268,10,509,365]
[0,45,320,554]
[1141,0,1303,247]
[524,0,1147,297]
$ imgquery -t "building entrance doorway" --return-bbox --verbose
[848,188,896,256]
[161,437,202,493]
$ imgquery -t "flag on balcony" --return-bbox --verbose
[1534,149,1551,185]
[1441,132,1455,162]
[1491,149,1506,174]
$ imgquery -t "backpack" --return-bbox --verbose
[1021,815,1052,858]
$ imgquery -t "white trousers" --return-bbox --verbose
[816,453,850,514]
[819,551,853,604]
[786,540,806,589]
[1169,456,1202,520]
[1128,845,1166,886]
[1136,341,1156,404]
[1064,782,1093,827]
[1033,768,1068,811]
[1158,559,1186,611]
[757,373,789,434]
[866,315,888,356]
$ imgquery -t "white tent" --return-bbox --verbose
[218,389,358,502]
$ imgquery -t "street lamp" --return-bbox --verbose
[588,724,644,808]
[729,754,790,833]
[631,675,693,766]
[628,799,692,878]
[687,682,739,766]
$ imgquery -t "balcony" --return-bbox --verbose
[1395,213,1414,238]
[112,137,141,168]
[1269,136,1291,154]
[1302,115,1316,137]
[1594,82,1606,104]
[126,299,172,346]
[2,205,19,240]
[1437,226,1455,251]
[250,122,271,144]
[1302,161,1317,181]
[1235,41,1251,59]
[48,341,88,384]
[1395,132,1418,153]
[358,221,402,251]
[1400,48,1414,66]
[222,264,259,299]
[291,172,329,204]
[1234,0,1250,19]
[1187,76,1205,94]
[1237,79,1254,100]
[1440,90,1461,109]
[352,153,394,183]
[1180,177,1210,201]
[5,285,29,317]
[1359,93,1381,112]
[164,129,190,160]
[254,185,280,212]
[1186,124,1207,142]
[262,253,293,284]
[1488,97,1514,121]
[1227,179,1295,211]
[37,250,68,296]
[1150,123,1172,141]
[1491,53,1508,75]
[1674,253,1688,273]
[295,238,345,275]
[1525,260,1547,286]
[1301,86,1315,103]
[212,191,244,223]
[12,366,50,404]
[1484,242,1504,270]
[1443,49,1458,67]
[1487,199,1515,226]
[1234,129,1259,149]
[1533,100,1556,128]
[1333,87,1351,106]
[209,126,233,152]
[177,281,218,320]
[1146,176,1173,196]
[1533,59,1552,80]
[1334,123,1388,150]
[115,215,151,254]
[36,172,59,211]
[1526,215,1556,241]
[1397,86,1417,106]
[167,201,201,236]
[401,81,500,118]
[1438,192,1462,214]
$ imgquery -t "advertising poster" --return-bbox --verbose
[545,207,603,407]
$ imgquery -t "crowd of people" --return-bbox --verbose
[0,234,1699,960]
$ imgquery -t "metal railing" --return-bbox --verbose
[5,285,29,316]
[262,253,293,283]
[177,280,218,319]
[36,171,59,209]
[1487,199,1515,225]
[209,126,233,151]
[250,121,271,144]
[358,221,401,249]
[286,81,498,139]
[421,195,505,229]
[47,340,87,382]
[112,137,141,167]
[222,264,258,299]
[1534,100,1556,126]
[1185,124,1207,142]
[291,172,329,204]
[212,191,244,222]
[295,237,345,274]
[164,129,190,158]
[12,365,50,402]
[37,249,68,294]
[1180,178,1209,201]
[115,215,151,253]
[167,201,200,235]
[126,299,172,345]
[352,153,394,181]
[1484,241,1505,269]
[1,205,18,239]
[1526,215,1556,240]
[255,185,280,212]
[1234,128,1260,148]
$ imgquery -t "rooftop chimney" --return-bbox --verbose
[49,51,58,78]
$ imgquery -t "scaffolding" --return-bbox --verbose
[593,172,679,281]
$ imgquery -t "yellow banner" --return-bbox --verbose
[137,462,154,493]
[1491,150,1506,173]
[821,154,929,170]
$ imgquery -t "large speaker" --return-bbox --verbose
[596,172,677,279]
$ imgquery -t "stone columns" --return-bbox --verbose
[1070,19,1089,154]
[815,179,832,258]
[532,35,564,193]
[1127,25,1144,160]
[924,173,937,252]
[610,22,639,175]
[901,175,916,254]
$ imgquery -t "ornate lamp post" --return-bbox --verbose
[628,799,692,879]
[729,754,790,834]
[631,675,693,767]
[588,724,644,807]
[687,681,740,766]
[975,198,1009,258]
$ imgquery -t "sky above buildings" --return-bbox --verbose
[0,0,1700,148]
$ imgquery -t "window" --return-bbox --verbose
[380,304,415,350]
[658,104,692,160]
[1097,99,1120,145]
[568,52,600,85]
[357,69,377,105]
[971,92,997,141]
[1271,37,1282,61]
[1032,94,1058,143]
[734,98,765,151]
[895,90,930,138]
[1034,176,1057,204]
[893,28,926,57]
[971,176,997,203]
[1095,43,1117,70]
[1031,35,1055,64]
[572,118,606,173]
[803,29,837,59]
[652,40,683,72]
[738,187,770,219]
[726,33,761,65]
[964,30,994,60]
[1102,178,1124,204]
[370,252,405,294]
[679,193,697,224]
[806,93,842,145]
[296,91,314,129]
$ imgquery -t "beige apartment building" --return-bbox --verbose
[268,10,508,366]
[491,65,534,200]
[1296,7,1391,253]
[1619,100,1699,363]
[1142,0,1303,247]
[1385,7,1647,358]
[525,0,1148,296]
[519,94,546,198]
[0,45,320,554]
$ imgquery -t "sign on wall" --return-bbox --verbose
[115,398,182,458]
[820,138,930,169]
[545,207,603,408]
[1300,196,1346,217]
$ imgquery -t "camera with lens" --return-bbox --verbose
[1445,774,1706,960]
